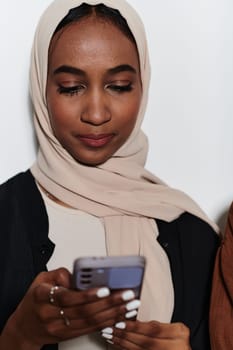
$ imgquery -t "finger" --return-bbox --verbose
[34,302,121,341]
[105,332,191,350]
[35,287,137,323]
[103,333,142,350]
[56,287,112,307]
[34,284,140,339]
[57,288,137,308]
[34,283,111,306]
[113,320,190,340]
[40,306,135,341]
[32,268,71,289]
[33,289,140,343]
[43,316,121,341]
[35,283,137,310]
[61,297,137,330]
[37,296,125,325]
[44,296,138,332]
[63,295,140,320]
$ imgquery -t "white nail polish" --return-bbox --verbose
[101,327,113,334]
[102,333,113,340]
[125,310,138,319]
[115,322,126,329]
[126,299,141,311]
[97,287,110,298]
[121,290,135,301]
[107,340,114,345]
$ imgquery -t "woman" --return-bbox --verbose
[210,203,233,350]
[0,1,219,349]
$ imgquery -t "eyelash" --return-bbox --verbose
[107,83,133,93]
[57,83,133,96]
[57,85,84,96]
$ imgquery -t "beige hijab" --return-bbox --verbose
[30,0,218,323]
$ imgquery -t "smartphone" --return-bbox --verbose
[73,255,145,297]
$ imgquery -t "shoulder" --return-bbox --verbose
[156,212,219,300]
[157,212,219,254]
[178,212,219,252]
[0,170,46,224]
[156,211,219,301]
[0,170,35,199]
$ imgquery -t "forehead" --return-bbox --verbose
[48,16,140,70]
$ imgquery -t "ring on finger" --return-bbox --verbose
[60,309,70,327]
[49,285,59,304]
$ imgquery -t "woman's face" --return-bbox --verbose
[46,16,142,166]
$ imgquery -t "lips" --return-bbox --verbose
[77,134,114,147]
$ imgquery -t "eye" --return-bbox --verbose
[106,83,133,93]
[57,84,85,96]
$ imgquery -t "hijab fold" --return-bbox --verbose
[30,0,218,323]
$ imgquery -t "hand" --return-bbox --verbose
[1,268,139,350]
[101,320,191,350]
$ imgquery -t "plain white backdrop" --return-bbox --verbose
[0,0,233,228]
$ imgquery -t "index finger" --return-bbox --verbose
[56,286,111,306]
[56,287,137,307]
[115,320,190,340]
[34,284,111,305]
[31,268,71,289]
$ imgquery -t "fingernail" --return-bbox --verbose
[121,290,135,301]
[125,310,137,319]
[126,299,141,311]
[115,322,126,329]
[97,287,110,298]
[102,333,113,340]
[101,327,113,334]
[107,340,114,345]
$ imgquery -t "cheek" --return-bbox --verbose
[47,97,76,132]
[120,97,141,133]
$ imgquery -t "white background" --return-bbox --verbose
[0,1,233,229]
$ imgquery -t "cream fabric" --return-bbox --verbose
[41,191,107,273]
[41,189,107,349]
[30,0,218,322]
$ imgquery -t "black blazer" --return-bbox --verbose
[0,170,219,350]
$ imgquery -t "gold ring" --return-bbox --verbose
[60,309,70,326]
[49,285,59,304]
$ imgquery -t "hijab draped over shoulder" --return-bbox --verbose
[30,0,218,323]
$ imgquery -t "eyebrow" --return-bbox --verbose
[108,64,137,75]
[53,65,85,76]
[53,64,137,76]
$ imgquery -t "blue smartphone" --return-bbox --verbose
[73,255,145,297]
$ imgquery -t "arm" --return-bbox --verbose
[210,203,233,350]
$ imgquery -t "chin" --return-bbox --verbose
[66,146,115,167]
[73,155,110,167]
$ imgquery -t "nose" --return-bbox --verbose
[80,89,111,125]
